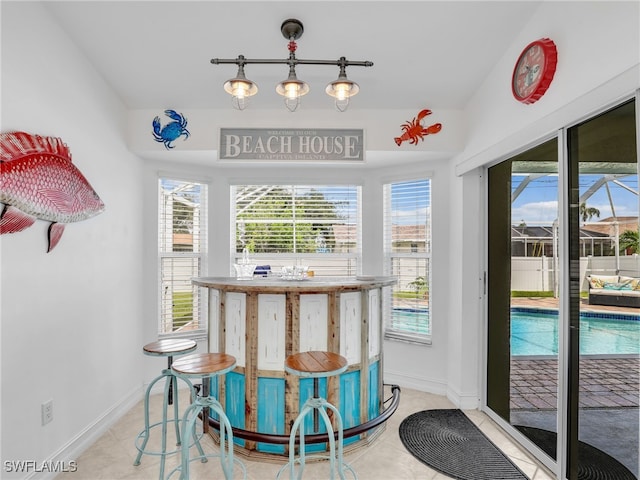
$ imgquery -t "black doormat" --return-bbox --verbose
[399,409,528,480]
[515,425,637,480]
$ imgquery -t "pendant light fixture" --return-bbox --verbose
[222,57,258,111]
[211,19,373,112]
[326,59,360,112]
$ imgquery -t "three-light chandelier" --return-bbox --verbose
[210,19,373,112]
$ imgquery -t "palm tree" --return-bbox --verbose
[579,202,600,222]
[619,229,639,254]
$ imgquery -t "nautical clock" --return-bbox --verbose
[512,38,558,105]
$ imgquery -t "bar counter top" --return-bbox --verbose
[192,275,396,293]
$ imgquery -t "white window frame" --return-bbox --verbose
[383,178,432,345]
[158,177,208,339]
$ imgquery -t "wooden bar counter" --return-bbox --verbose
[192,275,396,459]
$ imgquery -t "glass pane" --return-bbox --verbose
[158,178,207,335]
[389,256,430,335]
[232,185,361,277]
[234,185,358,254]
[569,100,639,478]
[159,256,202,333]
[487,138,560,464]
[384,180,431,338]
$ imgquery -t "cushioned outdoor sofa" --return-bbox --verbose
[587,275,640,308]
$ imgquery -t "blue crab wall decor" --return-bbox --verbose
[152,110,190,150]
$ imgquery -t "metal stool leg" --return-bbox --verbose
[171,394,244,480]
[134,369,201,480]
[277,397,356,480]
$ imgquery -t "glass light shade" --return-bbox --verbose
[276,79,309,112]
[326,78,359,112]
[223,78,258,111]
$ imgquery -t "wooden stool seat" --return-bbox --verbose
[171,352,236,378]
[143,339,197,357]
[285,351,348,378]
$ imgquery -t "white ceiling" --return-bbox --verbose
[45,1,543,112]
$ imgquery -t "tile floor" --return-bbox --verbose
[55,386,554,480]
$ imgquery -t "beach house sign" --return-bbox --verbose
[219,128,364,161]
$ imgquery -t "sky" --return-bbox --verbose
[511,174,639,225]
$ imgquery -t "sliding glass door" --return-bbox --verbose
[486,98,638,479]
[567,99,638,479]
[487,138,560,465]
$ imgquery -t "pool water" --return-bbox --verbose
[511,309,640,356]
[392,308,430,335]
[392,308,640,355]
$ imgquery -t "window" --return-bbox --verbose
[231,185,361,275]
[158,178,207,336]
[384,179,431,343]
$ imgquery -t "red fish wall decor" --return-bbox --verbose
[0,131,105,252]
[394,109,442,146]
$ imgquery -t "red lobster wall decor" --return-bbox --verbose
[394,109,442,146]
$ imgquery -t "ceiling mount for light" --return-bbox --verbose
[211,19,373,112]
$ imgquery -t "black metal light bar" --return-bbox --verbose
[210,19,373,112]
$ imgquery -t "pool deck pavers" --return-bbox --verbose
[510,297,639,411]
[511,357,639,410]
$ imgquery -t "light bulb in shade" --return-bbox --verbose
[326,70,359,112]
[230,81,252,110]
[276,77,309,112]
[333,82,350,101]
[223,66,258,110]
[285,83,300,99]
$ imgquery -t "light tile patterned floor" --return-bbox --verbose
[55,387,554,480]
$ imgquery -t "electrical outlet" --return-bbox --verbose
[41,399,53,425]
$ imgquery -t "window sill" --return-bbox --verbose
[158,331,208,342]
[384,330,432,346]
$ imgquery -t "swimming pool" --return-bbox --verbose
[392,308,640,355]
[392,308,430,335]
[511,308,640,356]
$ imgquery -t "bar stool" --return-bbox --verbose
[277,351,356,480]
[168,352,246,480]
[134,339,204,480]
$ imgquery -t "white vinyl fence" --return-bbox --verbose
[511,255,640,293]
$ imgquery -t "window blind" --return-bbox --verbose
[158,178,207,336]
[383,179,431,341]
[232,185,361,276]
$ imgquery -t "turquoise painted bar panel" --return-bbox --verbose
[368,361,379,420]
[208,374,219,421]
[257,378,285,454]
[225,371,245,447]
[299,377,328,453]
[340,371,361,446]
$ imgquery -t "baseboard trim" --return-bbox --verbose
[446,386,480,410]
[27,386,142,480]
[384,370,447,396]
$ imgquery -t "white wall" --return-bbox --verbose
[455,1,640,172]
[1,3,145,477]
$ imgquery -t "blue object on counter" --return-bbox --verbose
[254,265,271,277]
